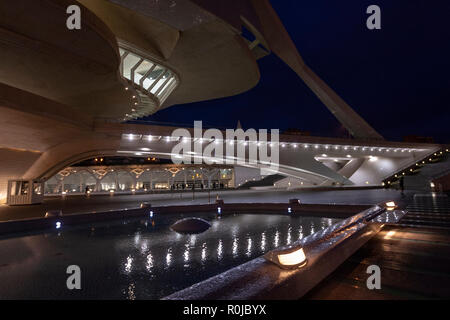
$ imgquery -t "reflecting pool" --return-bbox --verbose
[0,213,339,299]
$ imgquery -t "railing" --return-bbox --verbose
[382,147,449,186]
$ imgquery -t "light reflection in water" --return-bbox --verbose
[298,226,303,240]
[126,282,136,300]
[124,255,133,273]
[134,233,140,246]
[118,214,339,298]
[140,241,148,254]
[166,248,172,267]
[190,235,196,246]
[231,225,239,236]
[246,237,252,257]
[274,230,280,247]
[146,253,153,272]
[217,239,223,260]
[232,237,238,257]
[286,225,292,245]
[201,243,207,262]
[184,243,190,266]
[260,232,266,252]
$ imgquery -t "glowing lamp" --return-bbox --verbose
[288,207,292,214]
[149,211,154,218]
[56,221,62,229]
[217,207,222,214]
[385,201,397,211]
[265,246,307,270]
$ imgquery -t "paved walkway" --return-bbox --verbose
[304,225,450,299]
[0,188,408,222]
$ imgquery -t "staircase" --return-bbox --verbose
[399,194,450,229]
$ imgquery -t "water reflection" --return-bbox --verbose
[124,255,133,273]
[298,226,303,240]
[246,237,252,257]
[260,232,266,252]
[232,237,238,257]
[217,239,223,260]
[274,230,280,247]
[126,282,136,300]
[146,253,153,272]
[32,213,339,299]
[183,243,190,264]
[286,225,292,245]
[166,248,172,268]
[201,243,207,262]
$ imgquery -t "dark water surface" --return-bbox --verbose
[0,213,339,299]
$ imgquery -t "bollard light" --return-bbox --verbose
[385,201,397,211]
[264,246,307,270]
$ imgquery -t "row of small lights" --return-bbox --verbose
[383,148,449,186]
[122,134,421,153]
[123,86,141,120]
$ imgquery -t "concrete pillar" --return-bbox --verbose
[150,171,153,190]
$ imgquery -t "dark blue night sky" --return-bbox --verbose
[143,0,450,143]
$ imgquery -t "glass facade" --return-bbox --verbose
[119,48,178,106]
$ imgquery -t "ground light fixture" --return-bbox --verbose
[264,245,307,270]
[385,201,397,211]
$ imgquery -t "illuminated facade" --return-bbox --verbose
[46,164,234,194]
